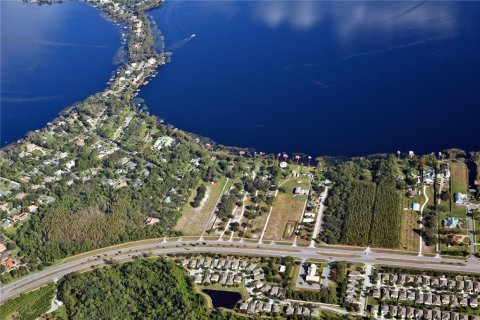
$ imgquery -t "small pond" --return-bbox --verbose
[202,289,242,309]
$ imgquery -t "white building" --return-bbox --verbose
[306,264,320,282]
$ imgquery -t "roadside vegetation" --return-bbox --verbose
[57,258,246,320]
[0,283,55,320]
[320,156,402,248]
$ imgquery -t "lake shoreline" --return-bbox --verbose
[4,0,480,158]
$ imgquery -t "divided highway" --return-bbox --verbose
[1,239,479,303]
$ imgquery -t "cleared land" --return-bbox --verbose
[263,177,310,241]
[175,177,229,236]
[450,162,469,194]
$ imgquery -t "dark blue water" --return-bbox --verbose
[202,289,241,309]
[142,1,480,156]
[1,1,120,146]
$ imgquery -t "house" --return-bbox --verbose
[416,309,425,320]
[238,261,247,270]
[285,305,294,316]
[305,264,320,282]
[247,302,255,314]
[470,297,478,308]
[0,219,11,229]
[406,307,414,319]
[13,212,30,222]
[294,187,309,196]
[454,193,468,205]
[65,160,76,170]
[441,311,450,320]
[278,265,286,273]
[381,305,389,317]
[389,305,398,317]
[234,275,242,284]
[0,243,6,253]
[239,302,248,312]
[412,203,421,211]
[5,259,15,268]
[424,293,433,305]
[272,304,281,315]
[444,217,460,229]
[144,217,159,226]
[28,205,38,213]
[261,285,272,293]
[15,192,27,200]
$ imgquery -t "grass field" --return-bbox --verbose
[263,177,310,241]
[450,162,469,194]
[175,177,229,236]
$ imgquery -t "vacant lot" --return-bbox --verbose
[450,162,469,194]
[175,177,229,236]
[263,177,310,241]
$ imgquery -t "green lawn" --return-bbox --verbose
[450,162,469,194]
[263,176,310,241]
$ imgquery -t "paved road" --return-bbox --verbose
[286,299,348,315]
[1,239,479,303]
[466,213,476,255]
[359,264,372,315]
[310,187,329,247]
[418,184,429,256]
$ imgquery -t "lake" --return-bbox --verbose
[2,1,480,156]
[202,289,242,309]
[1,1,120,146]
[142,0,480,156]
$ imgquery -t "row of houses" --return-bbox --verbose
[371,304,480,320]
[373,288,478,308]
[259,284,286,298]
[378,273,480,292]
[346,271,364,304]
[238,301,319,318]
[194,272,242,286]
[181,257,259,272]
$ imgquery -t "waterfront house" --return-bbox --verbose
[444,217,460,229]
[13,212,30,222]
[454,193,468,205]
